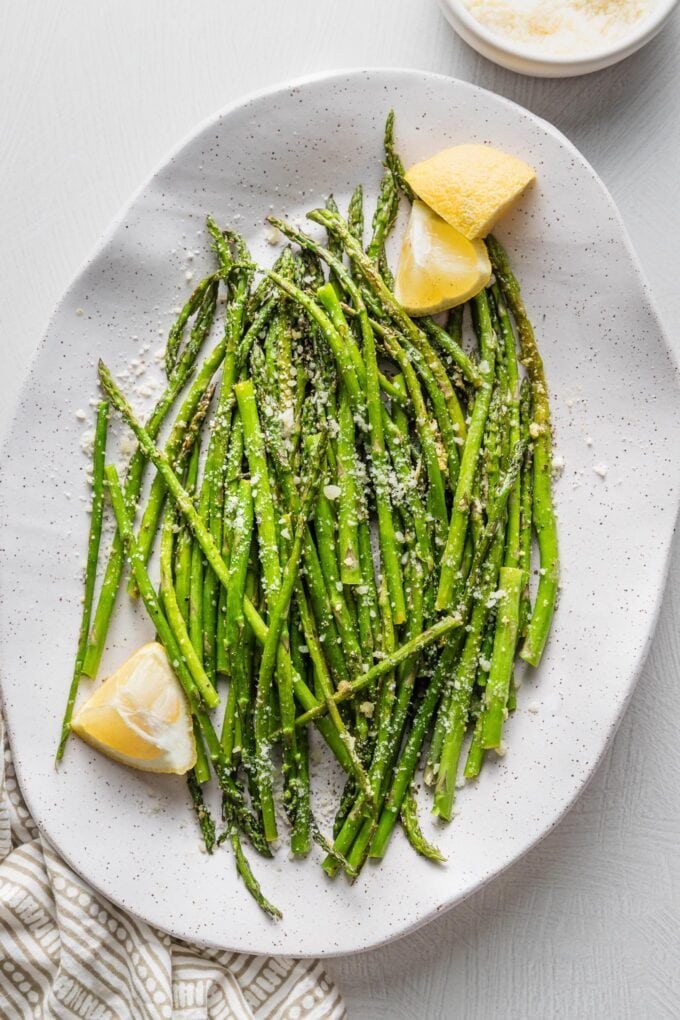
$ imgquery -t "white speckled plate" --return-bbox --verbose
[1,69,679,957]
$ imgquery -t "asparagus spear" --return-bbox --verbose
[188,769,216,852]
[313,492,364,673]
[401,788,445,864]
[317,284,407,624]
[224,480,254,691]
[159,505,219,709]
[253,433,326,841]
[479,566,524,749]
[234,379,282,602]
[487,235,559,667]
[432,534,504,820]
[175,440,202,626]
[348,184,365,245]
[196,230,252,681]
[383,109,416,202]
[336,389,362,585]
[436,291,497,611]
[518,378,534,633]
[491,283,522,572]
[56,401,109,762]
[220,822,282,920]
[420,316,481,388]
[366,171,399,262]
[165,273,219,377]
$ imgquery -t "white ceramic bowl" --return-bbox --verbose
[439,0,679,76]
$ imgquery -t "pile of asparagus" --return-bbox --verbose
[57,115,558,918]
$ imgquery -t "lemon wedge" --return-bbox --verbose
[405,145,536,240]
[71,642,196,774]
[394,200,491,316]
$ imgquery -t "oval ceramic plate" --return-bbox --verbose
[1,69,679,957]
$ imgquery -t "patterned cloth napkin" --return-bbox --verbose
[0,719,346,1020]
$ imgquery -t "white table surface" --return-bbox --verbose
[2,3,679,1017]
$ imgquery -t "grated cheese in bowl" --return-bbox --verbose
[463,0,654,56]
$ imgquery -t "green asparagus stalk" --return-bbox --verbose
[313,485,363,672]
[375,324,450,539]
[336,389,362,585]
[348,184,365,245]
[464,710,486,780]
[401,788,445,863]
[317,283,406,623]
[366,171,398,262]
[518,378,534,633]
[254,434,326,841]
[159,506,219,708]
[192,720,212,786]
[188,769,216,852]
[165,273,219,377]
[491,283,522,571]
[232,380,283,840]
[487,235,558,667]
[220,674,239,762]
[221,822,282,920]
[290,724,312,857]
[480,566,524,748]
[56,401,109,762]
[175,439,201,626]
[420,316,481,388]
[216,416,244,674]
[436,291,497,611]
[224,480,254,679]
[234,379,281,602]
[325,576,397,876]
[432,534,504,820]
[383,110,415,202]
[383,414,433,572]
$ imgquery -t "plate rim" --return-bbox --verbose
[2,66,679,958]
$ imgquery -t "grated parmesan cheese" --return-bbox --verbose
[464,0,653,56]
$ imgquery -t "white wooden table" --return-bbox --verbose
[2,3,679,1016]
